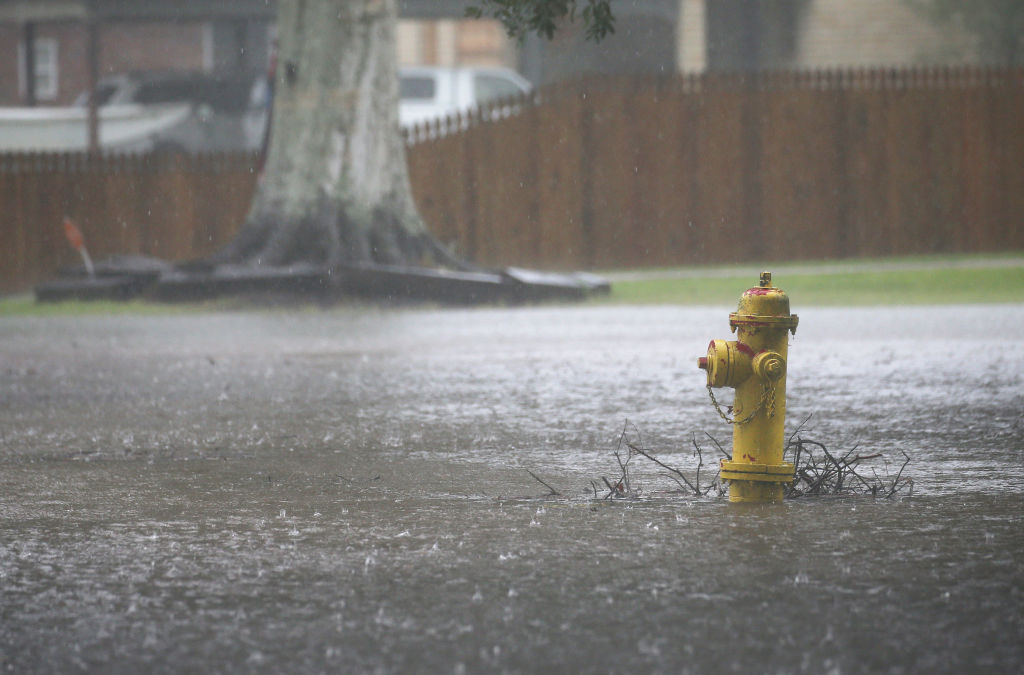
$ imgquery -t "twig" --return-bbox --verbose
[526,469,561,496]
[662,472,690,494]
[888,450,911,497]
[704,432,730,460]
[613,450,631,495]
[627,442,699,496]
[691,434,704,493]
[848,452,882,463]
[786,412,814,448]
[601,475,624,499]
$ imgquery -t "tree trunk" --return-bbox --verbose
[209,0,462,271]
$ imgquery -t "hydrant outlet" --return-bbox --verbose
[703,339,754,389]
[753,351,786,381]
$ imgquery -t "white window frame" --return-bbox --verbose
[19,37,59,101]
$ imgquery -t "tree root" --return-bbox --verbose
[194,201,478,274]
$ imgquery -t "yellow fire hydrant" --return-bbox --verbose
[697,272,798,503]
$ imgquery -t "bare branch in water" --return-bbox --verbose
[888,450,912,498]
[526,469,562,496]
[591,420,723,499]
[627,442,699,496]
[785,436,913,499]
[705,431,730,460]
[579,420,912,502]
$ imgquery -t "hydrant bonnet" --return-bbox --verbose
[728,272,798,335]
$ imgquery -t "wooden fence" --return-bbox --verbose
[2,67,1022,293]
[407,66,1024,270]
[0,152,257,292]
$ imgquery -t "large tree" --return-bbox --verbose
[203,0,615,276]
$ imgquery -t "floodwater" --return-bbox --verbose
[1,303,1021,673]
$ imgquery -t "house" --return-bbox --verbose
[0,0,275,107]
[522,0,989,81]
[0,0,997,108]
[0,0,516,108]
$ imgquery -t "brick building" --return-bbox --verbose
[0,0,997,107]
[0,0,516,108]
[0,21,218,106]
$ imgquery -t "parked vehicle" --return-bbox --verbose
[0,103,192,152]
[398,66,532,127]
[73,71,269,153]
[0,71,267,154]
[0,67,529,152]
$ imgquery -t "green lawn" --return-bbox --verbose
[2,254,1022,316]
[606,266,1024,306]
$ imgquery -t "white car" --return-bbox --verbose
[399,66,533,128]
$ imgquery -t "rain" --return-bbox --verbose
[2,1,1023,672]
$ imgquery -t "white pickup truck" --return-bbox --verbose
[399,66,533,128]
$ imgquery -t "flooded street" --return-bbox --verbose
[1,303,1022,672]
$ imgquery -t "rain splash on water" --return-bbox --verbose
[1,304,1021,671]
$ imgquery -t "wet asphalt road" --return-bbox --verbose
[1,303,1022,672]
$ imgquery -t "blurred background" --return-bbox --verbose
[1,0,1021,291]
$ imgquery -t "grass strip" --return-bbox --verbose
[2,258,1022,315]
[605,266,1024,306]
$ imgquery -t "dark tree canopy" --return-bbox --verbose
[467,0,616,42]
[909,0,1024,65]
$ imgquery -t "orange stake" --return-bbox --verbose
[62,217,94,277]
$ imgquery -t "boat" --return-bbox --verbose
[0,103,192,152]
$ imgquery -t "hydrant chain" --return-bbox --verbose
[706,381,776,426]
